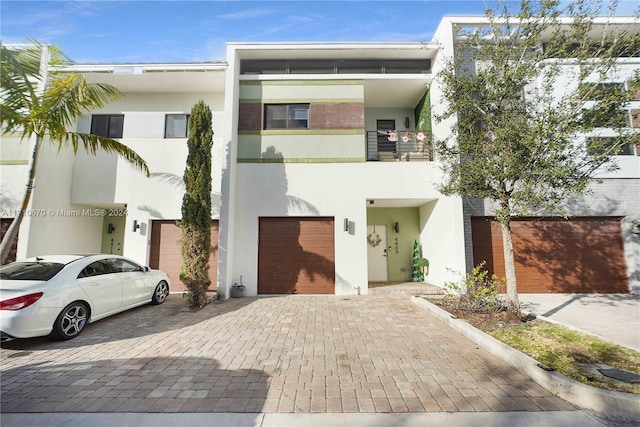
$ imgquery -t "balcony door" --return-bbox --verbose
[376,119,396,153]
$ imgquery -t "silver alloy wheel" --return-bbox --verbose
[152,281,169,304]
[60,304,87,338]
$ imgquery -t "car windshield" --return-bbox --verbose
[0,262,65,281]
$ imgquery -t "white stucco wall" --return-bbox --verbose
[0,136,32,217]
[6,90,226,264]
[229,162,466,296]
[22,143,104,257]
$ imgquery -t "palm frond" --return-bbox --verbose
[65,132,150,177]
[41,74,121,138]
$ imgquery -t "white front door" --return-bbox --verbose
[367,225,388,281]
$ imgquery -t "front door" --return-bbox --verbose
[367,225,388,281]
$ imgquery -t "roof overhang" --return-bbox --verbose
[69,63,227,93]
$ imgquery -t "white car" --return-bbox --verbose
[0,254,170,341]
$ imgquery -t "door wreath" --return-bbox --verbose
[367,232,382,247]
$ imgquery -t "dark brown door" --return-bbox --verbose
[0,219,18,264]
[471,217,628,293]
[149,220,219,292]
[258,217,335,294]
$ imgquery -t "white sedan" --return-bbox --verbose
[0,254,170,341]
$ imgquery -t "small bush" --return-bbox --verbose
[443,262,505,312]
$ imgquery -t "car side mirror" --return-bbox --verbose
[143,266,150,273]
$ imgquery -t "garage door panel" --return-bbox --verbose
[471,217,628,293]
[1,219,18,265]
[258,217,335,294]
[149,220,218,293]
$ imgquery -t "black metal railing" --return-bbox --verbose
[366,131,433,161]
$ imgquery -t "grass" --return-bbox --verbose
[481,321,640,394]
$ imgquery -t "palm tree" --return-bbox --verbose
[0,40,150,264]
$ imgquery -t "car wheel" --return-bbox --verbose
[151,280,169,305]
[51,302,88,340]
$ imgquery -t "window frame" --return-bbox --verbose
[108,258,143,273]
[264,103,310,130]
[77,260,114,279]
[165,114,190,138]
[90,114,124,139]
[586,137,634,156]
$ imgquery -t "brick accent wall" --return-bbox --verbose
[238,103,262,131]
[310,102,364,129]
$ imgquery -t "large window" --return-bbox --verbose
[580,82,630,128]
[586,137,634,156]
[264,104,309,130]
[91,114,124,138]
[581,109,629,128]
[165,114,190,138]
[241,59,431,75]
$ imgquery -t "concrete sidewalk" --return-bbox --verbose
[518,294,640,352]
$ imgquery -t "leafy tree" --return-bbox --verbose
[435,0,640,315]
[180,101,213,307]
[0,40,149,264]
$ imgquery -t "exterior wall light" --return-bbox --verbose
[132,220,141,232]
[394,222,400,233]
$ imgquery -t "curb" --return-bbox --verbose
[411,296,640,422]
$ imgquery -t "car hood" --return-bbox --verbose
[0,280,48,300]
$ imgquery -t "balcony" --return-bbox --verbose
[366,131,433,162]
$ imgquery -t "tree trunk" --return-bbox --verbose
[500,219,521,316]
[0,135,42,265]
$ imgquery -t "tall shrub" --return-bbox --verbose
[180,101,213,307]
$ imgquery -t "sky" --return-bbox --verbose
[1,1,638,64]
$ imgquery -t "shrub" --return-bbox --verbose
[443,262,505,312]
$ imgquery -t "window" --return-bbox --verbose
[264,104,309,130]
[165,114,189,138]
[240,59,431,75]
[108,258,143,273]
[586,137,634,156]
[0,262,64,281]
[579,83,625,100]
[91,115,124,138]
[77,260,113,278]
[579,83,629,128]
[581,109,629,128]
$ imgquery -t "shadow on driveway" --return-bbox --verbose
[1,356,269,413]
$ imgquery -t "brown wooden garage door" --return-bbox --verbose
[471,217,628,293]
[149,220,219,292]
[258,217,335,294]
[1,219,18,264]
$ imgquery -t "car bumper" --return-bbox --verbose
[0,305,60,339]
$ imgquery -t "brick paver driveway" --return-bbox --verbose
[0,294,575,413]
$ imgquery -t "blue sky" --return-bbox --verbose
[1,1,637,63]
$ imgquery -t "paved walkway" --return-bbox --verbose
[0,294,575,414]
[519,293,640,352]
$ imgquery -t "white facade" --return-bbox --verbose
[2,16,639,296]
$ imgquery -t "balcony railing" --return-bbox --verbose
[366,131,433,162]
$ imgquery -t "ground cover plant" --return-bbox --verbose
[431,266,640,394]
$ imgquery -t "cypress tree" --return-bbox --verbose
[180,100,213,307]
